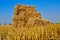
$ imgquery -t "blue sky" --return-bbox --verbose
[0,0,60,24]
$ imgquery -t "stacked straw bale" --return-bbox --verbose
[13,4,50,27]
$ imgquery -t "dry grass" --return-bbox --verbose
[0,23,60,40]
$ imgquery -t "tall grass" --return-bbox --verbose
[0,24,60,40]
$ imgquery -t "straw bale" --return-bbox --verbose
[13,4,51,27]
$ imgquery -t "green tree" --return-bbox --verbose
[0,23,1,25]
[9,23,12,25]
